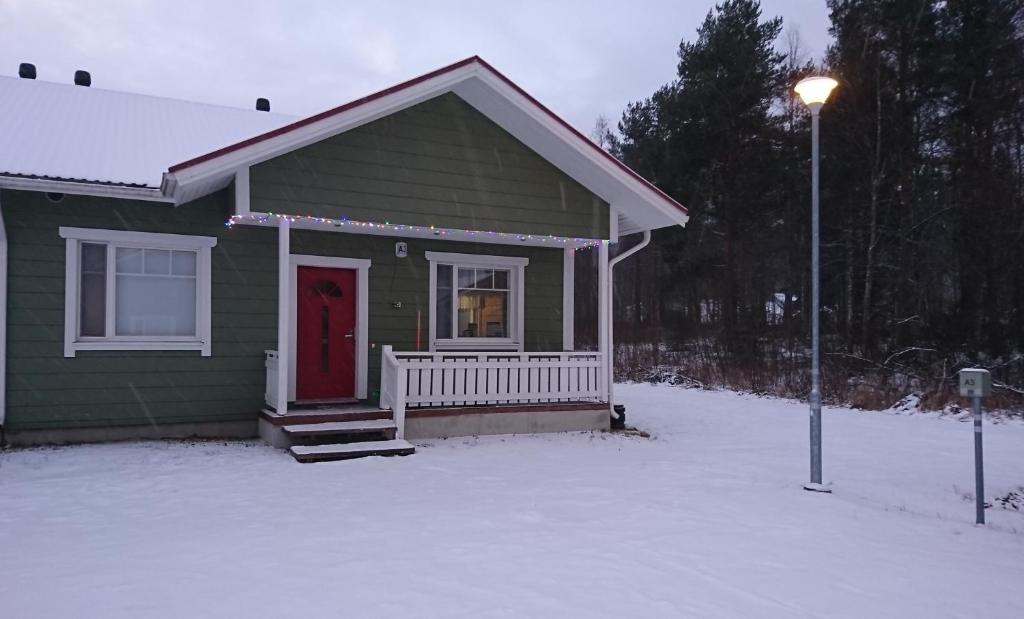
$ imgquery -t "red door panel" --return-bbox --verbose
[296,266,357,400]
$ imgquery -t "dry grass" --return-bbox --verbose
[614,340,1024,415]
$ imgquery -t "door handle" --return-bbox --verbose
[344,332,354,339]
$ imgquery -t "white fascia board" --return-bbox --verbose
[458,71,689,231]
[0,176,173,203]
[166,66,479,201]
[59,227,218,249]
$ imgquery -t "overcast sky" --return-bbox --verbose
[1,0,830,132]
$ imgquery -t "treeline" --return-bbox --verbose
[592,0,1024,408]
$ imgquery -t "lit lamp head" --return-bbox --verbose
[794,76,838,113]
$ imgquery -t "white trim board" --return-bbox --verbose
[562,248,574,351]
[57,227,216,357]
[424,251,529,267]
[231,212,604,249]
[0,194,7,426]
[0,175,174,203]
[287,254,371,401]
[233,168,250,216]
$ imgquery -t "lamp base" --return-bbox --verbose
[802,482,833,494]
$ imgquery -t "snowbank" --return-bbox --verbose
[1,384,1021,618]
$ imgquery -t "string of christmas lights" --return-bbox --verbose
[226,212,605,249]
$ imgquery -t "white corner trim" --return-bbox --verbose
[562,248,574,352]
[234,168,250,216]
[425,251,527,352]
[287,254,372,401]
[0,194,6,426]
[60,227,215,357]
[424,251,529,268]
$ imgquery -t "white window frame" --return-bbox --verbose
[425,251,528,352]
[59,227,217,357]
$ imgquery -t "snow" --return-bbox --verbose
[0,75,294,187]
[1,383,1022,618]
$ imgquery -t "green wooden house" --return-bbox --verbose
[0,57,688,460]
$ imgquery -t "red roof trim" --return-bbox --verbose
[167,57,479,173]
[168,56,687,216]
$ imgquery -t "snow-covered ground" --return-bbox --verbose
[1,384,1022,618]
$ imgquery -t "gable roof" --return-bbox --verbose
[1,57,687,233]
[0,75,294,191]
[166,57,687,233]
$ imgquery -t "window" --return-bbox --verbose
[426,251,528,351]
[59,227,217,357]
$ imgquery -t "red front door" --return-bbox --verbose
[296,266,357,400]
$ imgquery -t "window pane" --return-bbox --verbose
[458,290,508,338]
[493,270,509,290]
[115,273,196,336]
[80,243,106,337]
[474,269,494,289]
[457,267,475,289]
[143,249,171,275]
[436,265,453,339]
[171,251,196,276]
[115,247,143,274]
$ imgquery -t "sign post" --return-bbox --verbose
[958,368,991,525]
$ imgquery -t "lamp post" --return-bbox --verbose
[795,76,838,493]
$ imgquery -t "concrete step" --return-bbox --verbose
[261,407,391,426]
[282,419,397,438]
[290,439,416,463]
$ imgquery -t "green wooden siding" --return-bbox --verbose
[1,188,565,432]
[250,93,610,239]
[2,189,274,432]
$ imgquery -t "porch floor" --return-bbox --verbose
[260,403,390,426]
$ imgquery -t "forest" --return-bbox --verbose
[582,0,1024,410]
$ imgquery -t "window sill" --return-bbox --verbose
[432,339,522,352]
[66,340,210,357]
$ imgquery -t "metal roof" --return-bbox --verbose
[0,75,294,188]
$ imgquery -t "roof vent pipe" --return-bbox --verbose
[18,63,36,79]
[256,98,270,112]
[74,70,91,87]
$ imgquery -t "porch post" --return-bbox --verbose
[0,196,7,430]
[276,218,290,415]
[597,241,610,405]
[562,247,575,352]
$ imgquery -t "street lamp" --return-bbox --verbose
[795,76,838,493]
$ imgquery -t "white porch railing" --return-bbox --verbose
[264,350,280,410]
[380,346,606,437]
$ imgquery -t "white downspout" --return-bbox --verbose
[0,192,7,434]
[606,230,652,418]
